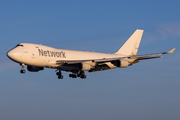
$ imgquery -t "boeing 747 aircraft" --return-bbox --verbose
[7,29,175,79]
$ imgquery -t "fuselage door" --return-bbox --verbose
[31,51,35,58]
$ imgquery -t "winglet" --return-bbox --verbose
[167,48,176,54]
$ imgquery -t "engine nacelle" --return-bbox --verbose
[115,59,129,68]
[27,65,44,72]
[78,62,92,71]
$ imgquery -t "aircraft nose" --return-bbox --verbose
[7,49,22,60]
[7,50,12,58]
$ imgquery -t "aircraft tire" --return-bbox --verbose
[56,72,59,76]
[80,75,86,79]
[83,75,86,79]
[20,70,25,73]
[58,75,63,79]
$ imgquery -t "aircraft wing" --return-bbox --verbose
[128,48,175,60]
[55,48,175,66]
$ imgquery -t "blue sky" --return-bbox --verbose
[0,0,180,120]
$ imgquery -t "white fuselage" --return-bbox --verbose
[7,43,126,69]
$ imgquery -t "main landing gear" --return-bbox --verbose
[56,70,87,79]
[69,71,86,79]
[20,63,26,73]
[56,70,63,79]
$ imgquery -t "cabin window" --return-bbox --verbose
[16,44,24,47]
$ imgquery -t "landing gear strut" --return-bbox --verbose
[56,70,63,79]
[20,63,25,73]
[69,71,87,79]
[78,71,86,79]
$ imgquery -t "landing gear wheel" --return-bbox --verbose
[68,71,87,79]
[80,75,86,79]
[58,75,63,79]
[83,75,86,79]
[78,71,86,79]
[56,72,60,76]
[56,70,63,79]
[73,74,77,78]
[69,74,77,78]
[20,69,26,73]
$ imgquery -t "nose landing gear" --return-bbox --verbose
[20,63,26,73]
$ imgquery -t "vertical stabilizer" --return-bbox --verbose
[114,29,144,56]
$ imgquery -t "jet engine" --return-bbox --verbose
[27,65,44,72]
[78,62,92,71]
[114,59,129,68]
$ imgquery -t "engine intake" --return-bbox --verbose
[27,65,44,72]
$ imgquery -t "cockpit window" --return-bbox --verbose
[16,44,24,47]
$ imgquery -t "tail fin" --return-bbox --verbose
[114,29,144,56]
